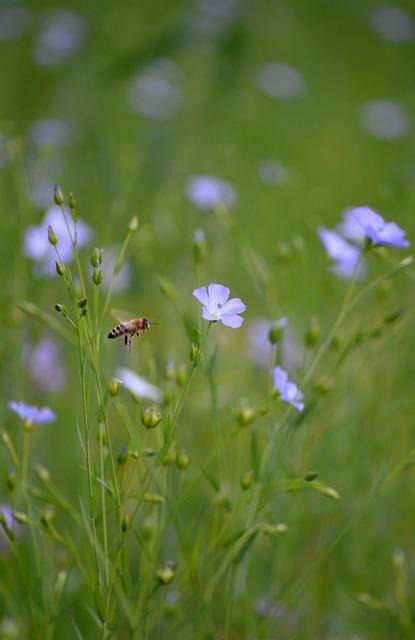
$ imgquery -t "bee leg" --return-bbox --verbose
[124,335,128,347]
[127,335,133,352]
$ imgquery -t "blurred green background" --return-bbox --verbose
[1,0,415,637]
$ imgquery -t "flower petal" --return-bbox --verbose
[220,297,246,316]
[193,286,209,307]
[207,283,230,307]
[202,306,217,321]
[220,314,244,328]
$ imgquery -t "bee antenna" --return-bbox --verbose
[149,319,159,326]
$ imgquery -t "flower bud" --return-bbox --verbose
[68,192,77,211]
[34,463,51,483]
[176,364,187,386]
[162,448,177,466]
[77,298,87,309]
[55,303,67,314]
[13,511,28,525]
[142,406,162,430]
[215,489,232,511]
[304,471,318,482]
[47,226,58,246]
[176,450,190,471]
[55,261,66,277]
[41,507,55,528]
[305,317,320,348]
[142,518,155,540]
[235,400,255,427]
[275,241,292,264]
[189,343,199,365]
[128,215,139,232]
[261,522,287,535]
[193,228,207,264]
[155,565,174,585]
[23,420,35,433]
[92,267,102,286]
[0,513,14,541]
[117,447,128,466]
[6,467,16,491]
[268,324,283,345]
[314,376,334,394]
[384,308,403,325]
[53,184,64,206]
[90,247,102,268]
[108,378,121,398]
[240,470,253,490]
[143,447,157,457]
[164,360,175,381]
[52,571,68,599]
[121,514,130,532]
[164,387,174,406]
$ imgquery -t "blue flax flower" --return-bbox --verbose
[317,227,365,279]
[8,401,56,425]
[193,283,246,328]
[273,366,304,411]
[352,206,410,248]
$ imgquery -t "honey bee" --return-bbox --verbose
[107,317,151,352]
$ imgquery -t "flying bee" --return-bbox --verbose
[107,317,151,352]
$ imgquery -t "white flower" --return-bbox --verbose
[115,368,162,403]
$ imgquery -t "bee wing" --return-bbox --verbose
[110,308,132,323]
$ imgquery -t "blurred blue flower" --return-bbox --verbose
[115,368,162,403]
[24,206,93,276]
[317,227,365,279]
[23,336,66,393]
[185,175,237,211]
[193,283,246,327]
[337,207,366,245]
[352,206,410,248]
[128,59,182,119]
[8,401,56,425]
[0,6,32,42]
[255,61,306,101]
[273,366,304,411]
[359,99,410,140]
[34,10,87,67]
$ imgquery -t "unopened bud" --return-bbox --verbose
[13,511,28,525]
[90,247,102,268]
[52,571,67,599]
[235,401,255,427]
[47,226,58,246]
[128,215,139,232]
[215,489,232,511]
[117,447,128,466]
[77,298,87,309]
[305,317,320,348]
[53,184,64,206]
[176,364,187,386]
[142,518,155,540]
[68,192,77,211]
[23,420,35,433]
[55,261,66,277]
[55,303,67,314]
[155,565,174,585]
[41,507,55,528]
[142,406,162,430]
[384,309,403,325]
[189,343,199,365]
[304,471,318,482]
[6,467,16,491]
[275,241,291,264]
[108,378,121,398]
[240,470,253,490]
[176,450,190,471]
[314,376,334,394]
[162,448,177,466]
[34,463,51,483]
[268,318,287,345]
[193,228,207,264]
[92,268,102,286]
[164,360,175,381]
[121,514,130,532]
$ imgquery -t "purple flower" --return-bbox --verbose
[352,206,410,248]
[8,401,56,425]
[193,283,246,328]
[247,317,304,373]
[185,175,237,211]
[273,366,304,411]
[24,205,93,276]
[317,227,366,279]
[23,336,66,393]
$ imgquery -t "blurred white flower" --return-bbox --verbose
[24,205,93,276]
[255,62,306,100]
[34,10,87,67]
[23,336,66,393]
[101,247,133,293]
[257,158,288,185]
[128,59,182,119]
[359,99,410,139]
[185,174,237,211]
[116,367,162,403]
[0,6,32,41]
[370,5,415,43]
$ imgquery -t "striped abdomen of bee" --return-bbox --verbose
[107,318,150,351]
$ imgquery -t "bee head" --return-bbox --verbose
[143,318,150,330]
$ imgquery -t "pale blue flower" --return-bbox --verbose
[317,227,366,279]
[337,207,367,245]
[193,283,246,328]
[185,175,237,211]
[247,317,304,373]
[273,366,304,411]
[115,368,162,403]
[352,206,410,248]
[23,336,66,393]
[8,401,56,425]
[24,205,93,276]
[34,10,87,67]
